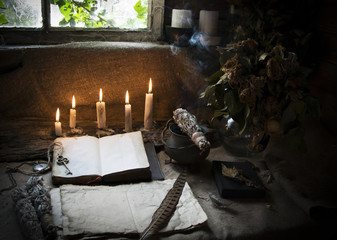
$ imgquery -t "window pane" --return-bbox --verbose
[50,0,148,29]
[0,0,42,28]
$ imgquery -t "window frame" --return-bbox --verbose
[0,0,164,45]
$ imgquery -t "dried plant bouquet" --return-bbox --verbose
[201,40,320,152]
[201,1,320,152]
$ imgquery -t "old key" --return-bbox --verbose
[57,156,73,175]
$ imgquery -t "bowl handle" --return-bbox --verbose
[161,118,174,147]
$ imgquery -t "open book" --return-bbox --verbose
[52,131,152,185]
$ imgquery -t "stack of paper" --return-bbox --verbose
[50,179,207,238]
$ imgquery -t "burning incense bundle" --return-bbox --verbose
[173,108,210,151]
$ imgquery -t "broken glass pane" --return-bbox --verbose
[50,0,148,29]
[0,0,42,28]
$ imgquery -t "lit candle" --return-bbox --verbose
[96,88,106,129]
[144,78,153,130]
[69,95,76,128]
[55,108,62,136]
[125,90,132,132]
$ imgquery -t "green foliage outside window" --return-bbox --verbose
[0,0,8,25]
[134,0,147,24]
[51,0,148,28]
[51,0,113,27]
[0,0,42,27]
[0,0,148,28]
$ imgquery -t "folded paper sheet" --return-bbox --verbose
[50,180,207,238]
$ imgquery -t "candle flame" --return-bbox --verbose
[125,90,129,104]
[72,95,76,108]
[148,78,152,93]
[99,88,103,102]
[56,108,60,122]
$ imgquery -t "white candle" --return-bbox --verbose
[55,108,62,136]
[69,95,76,128]
[144,78,153,130]
[171,9,193,28]
[96,88,106,129]
[125,90,132,132]
[199,10,219,36]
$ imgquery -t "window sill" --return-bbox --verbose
[0,29,164,45]
[0,41,171,50]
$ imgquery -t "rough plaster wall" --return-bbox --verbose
[0,42,208,125]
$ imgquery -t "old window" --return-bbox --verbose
[0,0,42,28]
[0,0,164,44]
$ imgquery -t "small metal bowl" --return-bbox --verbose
[161,120,210,164]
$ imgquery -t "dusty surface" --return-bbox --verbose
[0,117,336,239]
[0,141,319,240]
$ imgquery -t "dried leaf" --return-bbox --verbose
[221,163,258,188]
[205,70,224,84]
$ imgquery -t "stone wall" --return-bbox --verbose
[0,42,214,126]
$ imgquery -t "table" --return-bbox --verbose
[0,144,317,240]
